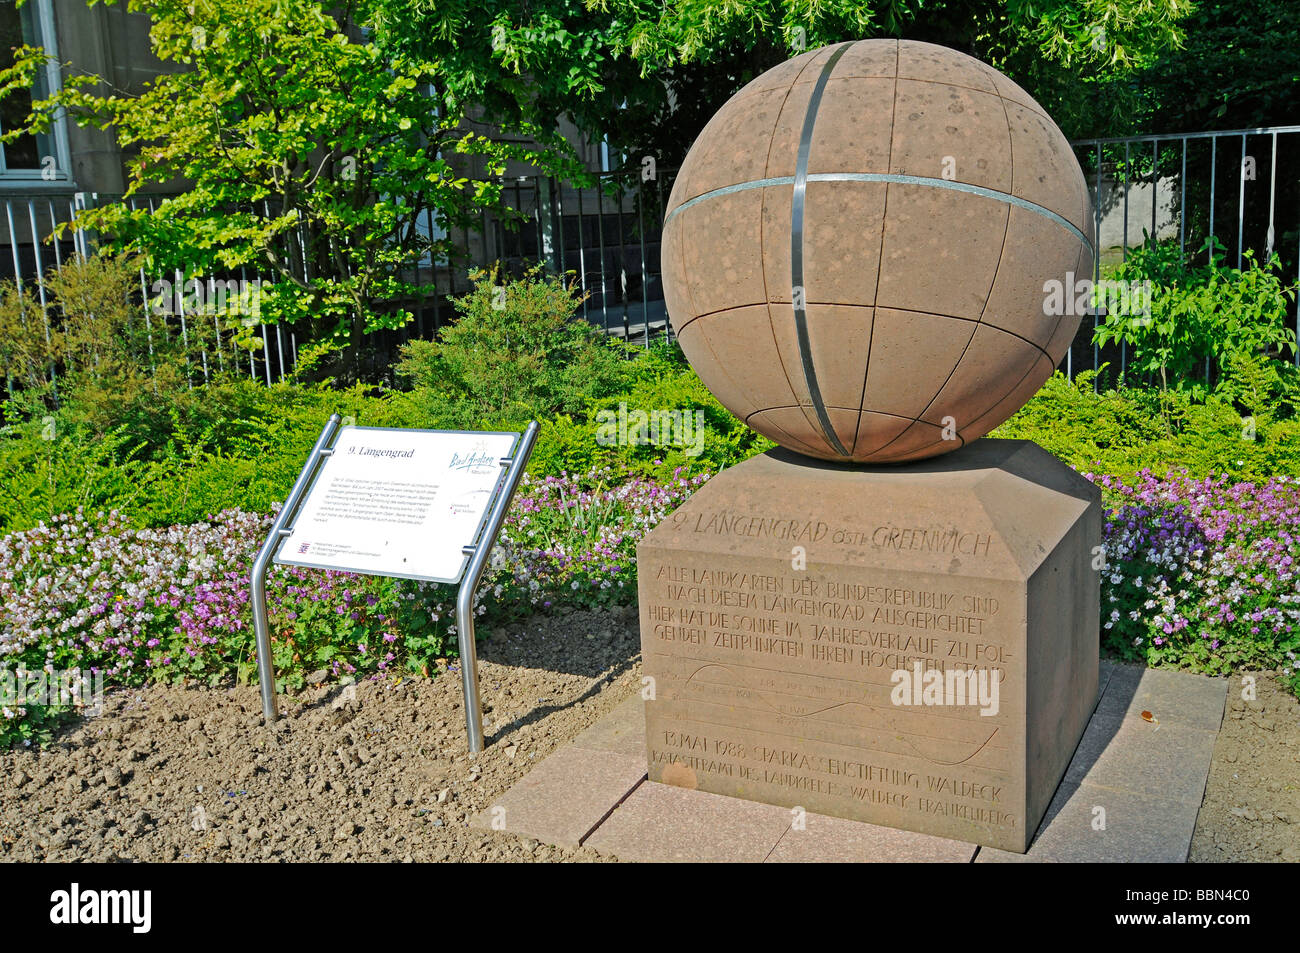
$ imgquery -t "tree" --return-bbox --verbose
[0,0,588,376]
[373,0,1196,171]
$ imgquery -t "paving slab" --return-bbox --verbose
[1064,716,1219,803]
[569,693,647,758]
[584,781,794,862]
[766,811,976,863]
[1093,663,1228,732]
[975,780,1200,863]
[469,745,645,848]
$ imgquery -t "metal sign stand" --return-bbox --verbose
[250,415,539,754]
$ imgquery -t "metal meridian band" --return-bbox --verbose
[791,42,854,457]
[665,172,1094,248]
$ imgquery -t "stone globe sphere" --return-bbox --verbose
[662,38,1094,463]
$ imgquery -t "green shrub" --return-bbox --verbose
[992,369,1300,479]
[0,379,405,534]
[394,266,634,431]
[1094,236,1298,402]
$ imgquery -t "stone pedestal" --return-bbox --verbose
[636,439,1100,852]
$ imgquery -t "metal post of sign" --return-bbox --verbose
[456,419,539,753]
[251,413,342,721]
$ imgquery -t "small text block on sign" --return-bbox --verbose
[274,426,518,584]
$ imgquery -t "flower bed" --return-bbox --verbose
[1090,470,1300,683]
[0,467,707,745]
[3,464,1297,747]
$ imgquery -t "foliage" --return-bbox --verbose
[394,266,634,430]
[0,375,404,533]
[1093,237,1298,400]
[0,0,584,374]
[1126,0,1300,133]
[528,338,772,481]
[367,0,1197,171]
[582,0,1193,159]
[992,370,1300,481]
[0,465,705,746]
[1090,470,1300,693]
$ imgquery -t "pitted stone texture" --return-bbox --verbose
[636,440,1101,852]
[663,39,1094,463]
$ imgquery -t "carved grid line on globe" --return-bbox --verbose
[662,38,1096,464]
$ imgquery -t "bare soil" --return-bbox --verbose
[0,605,643,862]
[1189,671,1300,863]
[3,603,1297,862]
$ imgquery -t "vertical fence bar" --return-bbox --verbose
[555,179,567,279]
[1209,135,1217,260]
[261,323,272,385]
[1266,132,1278,258]
[1122,141,1129,262]
[576,185,590,324]
[513,178,525,268]
[68,198,80,260]
[596,178,609,335]
[276,324,286,381]
[1150,140,1158,241]
[68,199,80,260]
[615,184,630,340]
[208,275,225,373]
[174,267,189,350]
[1180,138,1187,256]
[47,200,61,269]
[636,173,650,348]
[1237,133,1247,268]
[425,207,441,336]
[175,266,196,388]
[534,180,545,263]
[128,198,156,373]
[26,200,53,382]
[1094,144,1101,388]
[239,265,253,381]
[656,173,670,344]
[7,201,24,295]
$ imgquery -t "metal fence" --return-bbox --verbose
[0,123,1296,391]
[1069,124,1300,381]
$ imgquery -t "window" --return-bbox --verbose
[0,0,68,181]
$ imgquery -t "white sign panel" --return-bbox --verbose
[274,426,519,584]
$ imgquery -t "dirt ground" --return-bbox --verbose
[0,605,644,862]
[3,602,1297,862]
[1190,671,1300,863]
